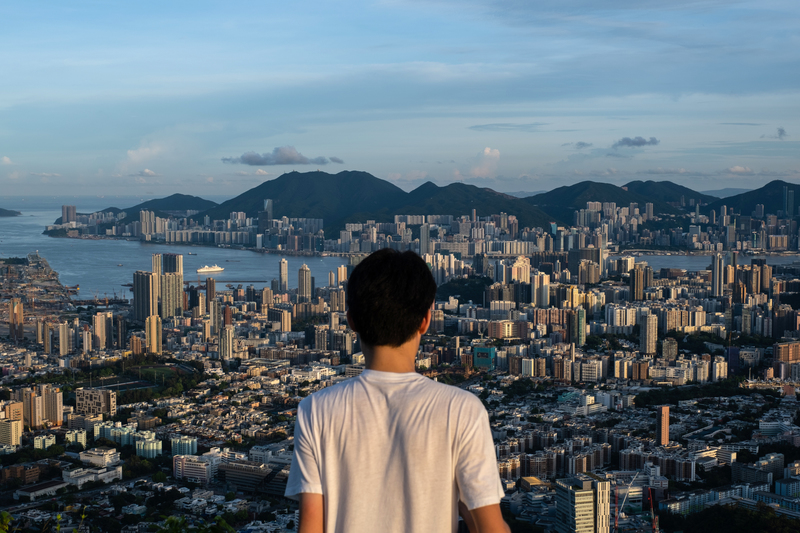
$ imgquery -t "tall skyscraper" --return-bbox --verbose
[206,277,216,313]
[116,315,127,349]
[145,315,162,355]
[152,253,162,303]
[38,384,63,427]
[58,322,70,356]
[640,313,658,355]
[279,259,289,292]
[160,272,184,319]
[629,266,644,301]
[140,210,156,235]
[133,271,158,323]
[555,474,610,533]
[61,205,77,224]
[92,311,113,351]
[420,223,431,256]
[711,253,724,297]
[298,264,312,303]
[9,298,24,341]
[209,300,222,336]
[570,307,586,346]
[264,199,273,221]
[336,265,347,285]
[657,405,670,446]
[219,325,235,360]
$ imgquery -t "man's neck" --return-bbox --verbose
[363,339,419,373]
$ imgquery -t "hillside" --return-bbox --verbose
[399,182,553,229]
[705,180,798,216]
[623,180,717,205]
[701,187,751,199]
[127,193,217,214]
[0,208,21,217]
[198,171,556,232]
[52,195,214,224]
[522,181,680,219]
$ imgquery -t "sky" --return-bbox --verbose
[1,0,799,199]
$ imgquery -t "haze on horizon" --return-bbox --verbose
[1,0,798,199]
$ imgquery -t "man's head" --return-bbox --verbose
[346,248,437,347]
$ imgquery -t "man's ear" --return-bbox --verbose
[346,310,358,333]
[418,308,432,335]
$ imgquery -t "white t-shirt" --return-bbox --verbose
[285,369,504,532]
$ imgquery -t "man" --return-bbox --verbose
[286,249,509,532]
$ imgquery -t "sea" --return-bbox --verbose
[0,196,348,300]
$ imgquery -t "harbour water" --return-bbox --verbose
[0,198,347,300]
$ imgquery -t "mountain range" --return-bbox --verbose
[705,180,796,217]
[56,171,800,231]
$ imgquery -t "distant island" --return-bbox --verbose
[0,207,21,217]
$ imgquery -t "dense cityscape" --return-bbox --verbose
[2,176,800,532]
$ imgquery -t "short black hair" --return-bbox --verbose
[347,248,437,347]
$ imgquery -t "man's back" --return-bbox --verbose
[286,369,503,532]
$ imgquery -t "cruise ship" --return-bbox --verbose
[196,264,224,273]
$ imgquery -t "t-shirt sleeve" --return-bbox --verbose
[284,398,323,499]
[454,397,505,511]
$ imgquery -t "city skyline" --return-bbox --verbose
[0,1,798,197]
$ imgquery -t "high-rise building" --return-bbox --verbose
[209,300,222,336]
[20,388,43,429]
[76,388,117,417]
[420,223,431,255]
[133,271,158,323]
[152,253,162,303]
[298,264,312,303]
[0,419,22,447]
[38,384,63,427]
[92,311,113,351]
[711,253,724,297]
[206,277,216,313]
[58,322,70,356]
[629,266,644,301]
[640,313,658,355]
[9,298,23,341]
[145,315,162,355]
[116,315,127,349]
[160,272,184,319]
[279,259,289,292]
[570,307,586,347]
[657,405,670,446]
[61,205,77,224]
[336,265,347,285]
[555,474,610,533]
[264,199,273,222]
[219,325,235,360]
[140,210,156,235]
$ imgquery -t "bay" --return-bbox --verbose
[0,201,347,300]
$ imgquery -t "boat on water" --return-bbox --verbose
[188,252,197,255]
[197,264,225,273]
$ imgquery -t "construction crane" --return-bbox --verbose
[649,487,659,533]
[614,471,639,532]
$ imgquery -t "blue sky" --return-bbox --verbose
[1,0,798,199]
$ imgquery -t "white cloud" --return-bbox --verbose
[135,177,147,184]
[127,143,164,164]
[726,166,753,174]
[255,169,270,176]
[470,147,500,178]
[8,171,21,180]
[29,172,61,177]
[1,156,11,165]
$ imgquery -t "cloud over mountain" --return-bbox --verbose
[222,146,343,166]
